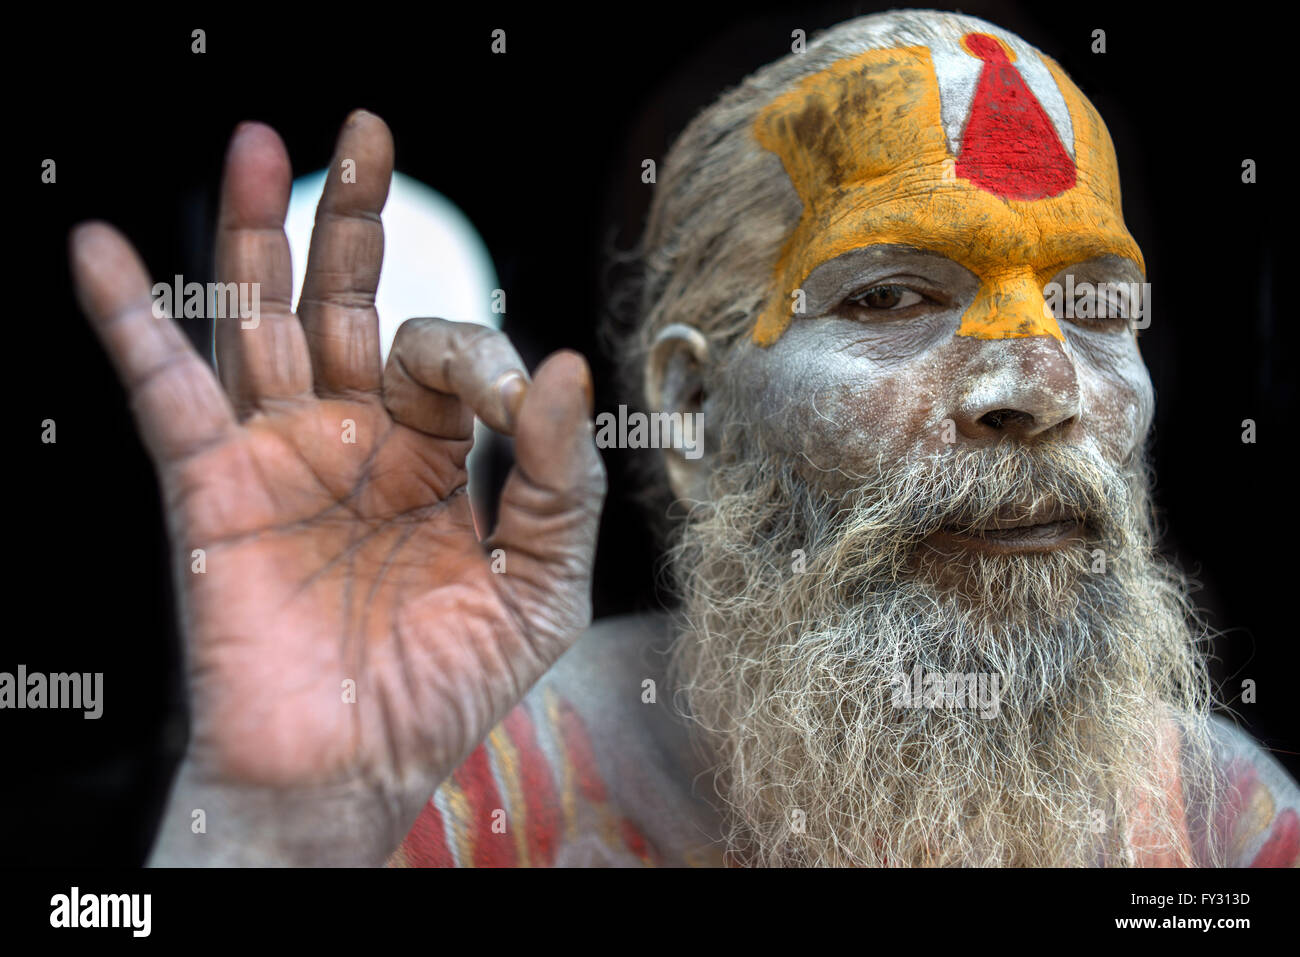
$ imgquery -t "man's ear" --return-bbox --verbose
[645,323,710,501]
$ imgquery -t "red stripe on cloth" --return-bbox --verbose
[619,816,659,865]
[1205,757,1258,862]
[503,704,562,867]
[1251,808,1300,868]
[401,798,455,868]
[454,742,518,867]
[556,697,607,803]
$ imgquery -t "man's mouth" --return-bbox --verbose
[925,504,1088,555]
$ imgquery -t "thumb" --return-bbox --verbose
[487,350,606,653]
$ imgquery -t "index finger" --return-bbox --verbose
[71,222,238,466]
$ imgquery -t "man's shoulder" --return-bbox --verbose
[390,612,726,867]
[1196,715,1300,867]
[542,611,675,709]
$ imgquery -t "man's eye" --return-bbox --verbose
[847,284,923,311]
[1044,278,1144,333]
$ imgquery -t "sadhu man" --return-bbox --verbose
[69,10,1298,866]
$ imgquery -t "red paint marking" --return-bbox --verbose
[401,798,455,868]
[503,704,562,866]
[556,698,607,804]
[454,742,518,867]
[1251,808,1300,868]
[956,32,1076,200]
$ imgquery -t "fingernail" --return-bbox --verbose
[579,367,594,417]
[499,372,528,430]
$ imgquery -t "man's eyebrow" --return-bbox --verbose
[799,245,969,302]
[1054,254,1145,282]
[791,244,989,317]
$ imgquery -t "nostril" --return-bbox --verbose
[979,408,1034,431]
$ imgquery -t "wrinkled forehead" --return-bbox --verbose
[751,30,1143,345]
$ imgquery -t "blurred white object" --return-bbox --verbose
[285,169,501,359]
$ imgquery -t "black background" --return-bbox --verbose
[8,2,1294,866]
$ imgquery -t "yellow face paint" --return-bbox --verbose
[751,40,1143,346]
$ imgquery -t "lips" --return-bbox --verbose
[928,503,1088,554]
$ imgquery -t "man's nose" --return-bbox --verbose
[950,336,1082,444]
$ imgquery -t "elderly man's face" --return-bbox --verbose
[663,23,1211,868]
[732,252,1153,497]
[730,37,1153,505]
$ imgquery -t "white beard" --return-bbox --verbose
[668,436,1219,867]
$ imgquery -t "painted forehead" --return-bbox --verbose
[751,30,1143,345]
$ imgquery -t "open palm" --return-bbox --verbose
[69,112,605,827]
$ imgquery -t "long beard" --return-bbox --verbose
[667,434,1219,867]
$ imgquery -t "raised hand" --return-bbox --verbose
[68,112,605,864]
